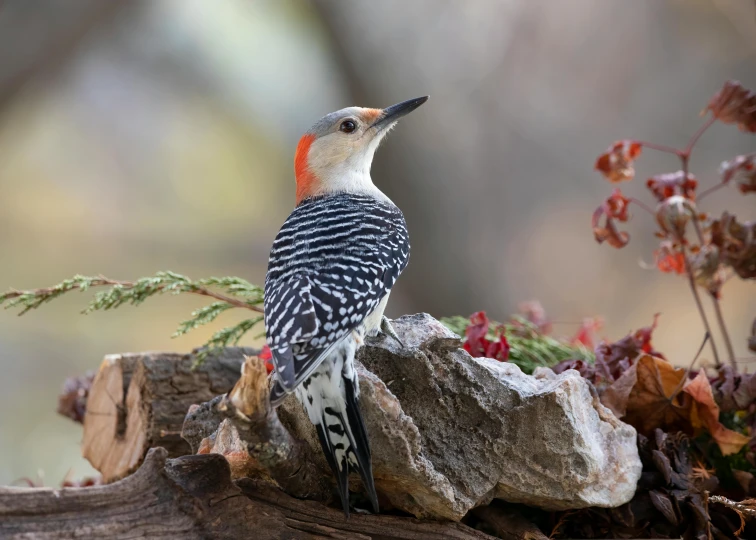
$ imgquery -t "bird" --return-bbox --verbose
[263,96,428,517]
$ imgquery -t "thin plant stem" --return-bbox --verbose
[710,292,737,370]
[628,197,655,216]
[637,141,682,156]
[670,331,710,400]
[682,253,721,367]
[690,213,705,246]
[698,182,727,201]
[684,115,716,155]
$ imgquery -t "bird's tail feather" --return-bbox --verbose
[343,377,379,513]
[315,376,379,517]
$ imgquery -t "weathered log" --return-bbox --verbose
[0,447,496,540]
[82,347,256,482]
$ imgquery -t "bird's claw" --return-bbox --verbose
[380,316,404,348]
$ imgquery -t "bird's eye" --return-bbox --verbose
[339,120,357,133]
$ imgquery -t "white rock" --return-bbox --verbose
[280,313,642,520]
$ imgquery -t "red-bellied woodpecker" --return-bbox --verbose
[264,96,428,516]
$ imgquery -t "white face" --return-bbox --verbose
[305,107,396,200]
[309,108,392,179]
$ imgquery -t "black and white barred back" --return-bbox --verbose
[263,192,410,515]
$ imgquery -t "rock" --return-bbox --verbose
[279,313,642,520]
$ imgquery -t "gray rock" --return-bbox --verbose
[279,313,641,520]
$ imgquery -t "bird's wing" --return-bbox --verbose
[264,193,409,399]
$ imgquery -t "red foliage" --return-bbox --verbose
[554,314,663,384]
[571,317,603,350]
[259,345,274,374]
[592,188,631,248]
[633,312,664,357]
[646,171,697,201]
[463,311,510,362]
[595,140,642,183]
[654,242,685,274]
[705,80,756,133]
[720,154,756,194]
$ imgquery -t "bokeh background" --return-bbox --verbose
[1,0,755,485]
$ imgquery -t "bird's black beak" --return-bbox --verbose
[371,96,428,132]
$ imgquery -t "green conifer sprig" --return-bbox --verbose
[0,272,266,365]
[195,317,264,365]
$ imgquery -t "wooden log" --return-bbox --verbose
[81,347,256,482]
[0,447,496,540]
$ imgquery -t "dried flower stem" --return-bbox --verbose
[682,251,721,367]
[710,293,737,369]
[628,197,655,216]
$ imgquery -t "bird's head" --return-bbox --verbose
[294,96,428,204]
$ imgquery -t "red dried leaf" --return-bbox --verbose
[654,242,685,274]
[705,80,756,133]
[634,313,664,357]
[572,317,603,350]
[592,189,631,248]
[486,329,510,362]
[595,140,642,183]
[463,312,509,362]
[463,311,491,357]
[259,344,274,374]
[720,154,756,194]
[588,314,665,386]
[646,171,697,201]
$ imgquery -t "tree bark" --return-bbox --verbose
[0,448,495,540]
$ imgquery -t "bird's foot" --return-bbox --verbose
[380,316,404,348]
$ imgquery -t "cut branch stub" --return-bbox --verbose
[82,347,256,482]
[190,356,331,502]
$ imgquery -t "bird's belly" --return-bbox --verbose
[360,293,390,338]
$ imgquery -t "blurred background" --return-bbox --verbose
[0,0,754,485]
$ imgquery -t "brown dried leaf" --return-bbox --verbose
[706,80,756,133]
[710,212,756,279]
[624,355,691,436]
[684,370,750,456]
[650,490,680,526]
